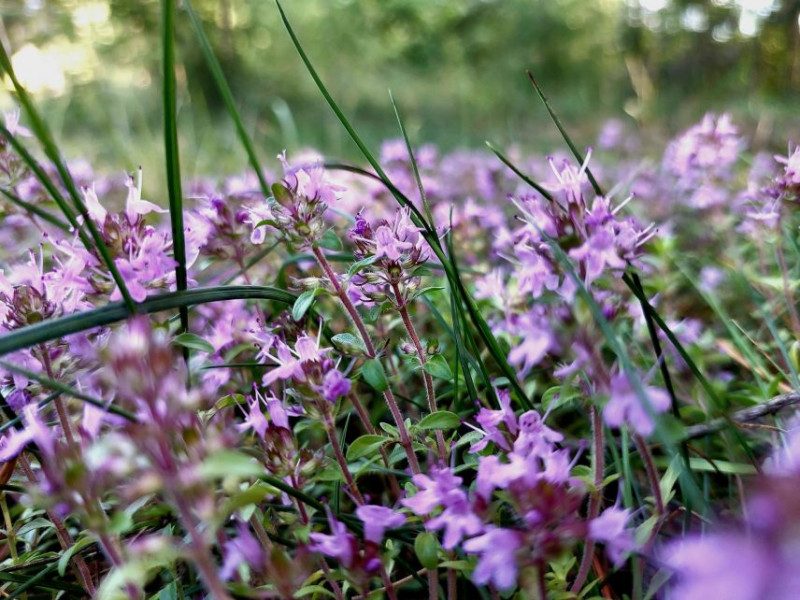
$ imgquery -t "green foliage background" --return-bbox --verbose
[1,0,798,183]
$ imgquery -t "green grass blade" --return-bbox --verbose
[0,123,82,233]
[162,0,189,337]
[485,141,554,202]
[0,361,136,422]
[0,42,137,313]
[389,91,434,224]
[278,2,529,407]
[0,285,296,356]
[542,233,706,511]
[526,70,602,196]
[0,187,70,231]
[183,0,271,198]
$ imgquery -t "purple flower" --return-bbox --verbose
[662,534,776,600]
[426,495,483,549]
[220,522,265,581]
[603,369,671,436]
[309,513,358,569]
[0,403,54,461]
[320,369,351,403]
[355,505,406,544]
[589,506,634,566]
[401,467,464,515]
[462,527,522,591]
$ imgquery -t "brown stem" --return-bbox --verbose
[313,246,420,474]
[633,434,665,518]
[18,455,96,596]
[38,345,77,450]
[391,282,447,463]
[776,240,800,338]
[323,407,365,506]
[570,406,605,594]
[347,391,401,498]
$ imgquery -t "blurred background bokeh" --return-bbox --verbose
[0,0,798,184]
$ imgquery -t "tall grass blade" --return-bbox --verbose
[0,285,295,357]
[485,141,554,201]
[389,91,434,224]
[526,71,602,196]
[162,0,189,337]
[542,233,706,511]
[0,187,70,231]
[0,360,136,421]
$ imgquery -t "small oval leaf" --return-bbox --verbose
[346,434,388,461]
[418,410,461,431]
[360,358,389,392]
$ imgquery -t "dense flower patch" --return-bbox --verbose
[1,102,799,600]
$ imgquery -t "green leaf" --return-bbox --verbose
[157,582,178,600]
[292,289,318,322]
[271,182,293,204]
[347,255,377,277]
[331,332,368,356]
[360,358,389,392]
[294,585,338,599]
[423,354,453,381]
[418,411,461,431]
[318,229,343,251]
[15,517,55,537]
[172,332,214,353]
[199,450,262,479]
[414,531,439,569]
[346,434,388,461]
[58,536,94,576]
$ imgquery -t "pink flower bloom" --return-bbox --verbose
[309,513,358,569]
[462,527,522,590]
[603,369,671,436]
[0,403,53,461]
[124,168,166,221]
[589,506,635,566]
[356,505,406,544]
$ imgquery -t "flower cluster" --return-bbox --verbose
[401,394,635,591]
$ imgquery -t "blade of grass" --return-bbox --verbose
[183,0,271,198]
[0,285,296,357]
[0,124,82,235]
[389,91,434,224]
[0,187,70,231]
[0,43,136,313]
[0,362,136,422]
[162,0,189,339]
[485,141,554,201]
[526,71,602,196]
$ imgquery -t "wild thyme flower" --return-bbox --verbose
[73,170,175,302]
[249,152,344,249]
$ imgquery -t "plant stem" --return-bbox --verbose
[391,282,447,462]
[312,246,420,473]
[346,391,401,497]
[17,455,96,597]
[633,434,665,518]
[38,345,76,451]
[570,405,604,594]
[775,240,800,338]
[322,407,365,505]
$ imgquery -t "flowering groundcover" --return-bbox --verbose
[1,3,800,600]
